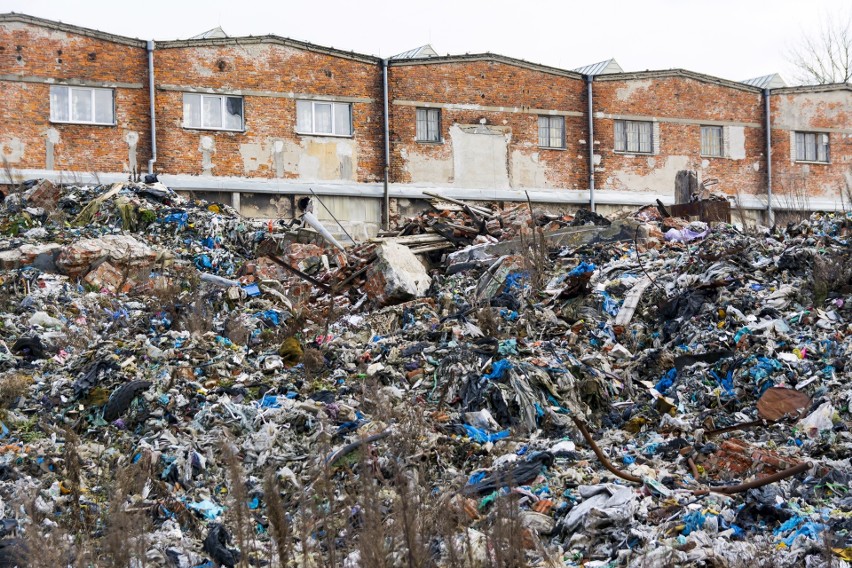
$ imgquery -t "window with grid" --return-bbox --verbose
[700,126,723,157]
[49,85,114,125]
[795,132,829,163]
[416,108,441,142]
[538,115,565,148]
[183,93,243,131]
[614,120,652,153]
[296,100,352,136]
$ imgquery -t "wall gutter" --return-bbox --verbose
[5,169,850,213]
[147,40,157,175]
[381,58,391,229]
[586,75,595,211]
[764,88,773,225]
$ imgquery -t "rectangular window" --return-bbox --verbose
[296,100,352,136]
[794,131,829,163]
[49,85,114,125]
[614,120,652,153]
[700,126,723,157]
[416,108,441,142]
[183,93,243,131]
[538,115,565,148]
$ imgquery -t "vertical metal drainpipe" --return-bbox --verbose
[587,76,595,212]
[147,40,157,175]
[382,59,391,230]
[764,88,773,225]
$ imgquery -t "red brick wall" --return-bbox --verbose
[388,59,588,189]
[770,90,852,199]
[592,75,766,196]
[0,20,150,173]
[2,17,849,208]
[153,42,383,182]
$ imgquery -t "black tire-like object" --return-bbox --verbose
[103,380,152,422]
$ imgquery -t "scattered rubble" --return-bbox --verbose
[0,180,850,567]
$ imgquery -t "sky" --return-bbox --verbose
[1,0,849,84]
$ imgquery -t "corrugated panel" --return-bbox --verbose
[391,44,439,60]
[573,58,623,76]
[741,73,787,89]
[189,26,228,40]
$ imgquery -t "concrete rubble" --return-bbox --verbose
[0,179,850,567]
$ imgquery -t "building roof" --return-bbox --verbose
[741,73,787,89]
[0,12,146,47]
[772,82,852,94]
[391,44,439,60]
[388,52,583,79]
[155,35,380,64]
[189,26,228,40]
[573,58,623,77]
[594,68,763,93]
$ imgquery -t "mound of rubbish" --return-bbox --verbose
[0,179,851,567]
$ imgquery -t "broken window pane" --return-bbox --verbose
[334,103,351,136]
[183,94,242,130]
[50,86,70,122]
[224,96,243,130]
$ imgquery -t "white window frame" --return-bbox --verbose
[182,93,244,131]
[416,108,441,142]
[614,119,653,154]
[700,125,723,157]
[794,131,829,163]
[538,115,565,149]
[296,100,352,137]
[49,85,115,125]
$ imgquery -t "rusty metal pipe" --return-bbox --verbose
[693,461,811,496]
[571,416,642,483]
[687,457,700,480]
[704,419,763,437]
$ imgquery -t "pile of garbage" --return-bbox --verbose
[0,178,851,567]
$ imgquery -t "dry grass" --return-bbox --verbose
[811,253,852,305]
[0,373,32,410]
[476,307,500,339]
[302,347,325,380]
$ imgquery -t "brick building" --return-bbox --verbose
[0,14,150,176]
[387,54,587,191]
[1,13,850,235]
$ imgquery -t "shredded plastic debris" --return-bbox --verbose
[0,180,850,566]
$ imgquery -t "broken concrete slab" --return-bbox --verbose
[364,241,432,307]
[55,234,159,278]
[0,242,62,270]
